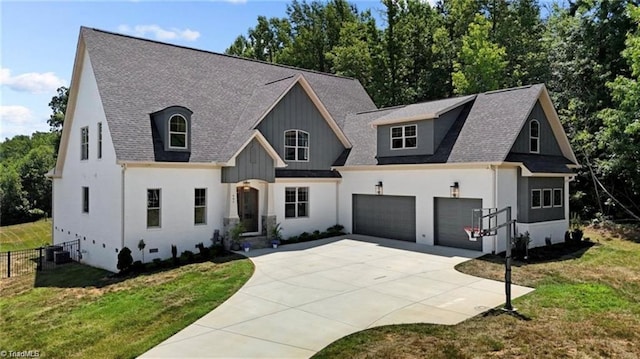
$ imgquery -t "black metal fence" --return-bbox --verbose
[0,239,80,278]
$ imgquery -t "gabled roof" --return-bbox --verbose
[78,27,375,164]
[370,95,475,127]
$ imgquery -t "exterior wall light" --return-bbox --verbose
[375,181,383,195]
[243,181,251,192]
[450,182,460,198]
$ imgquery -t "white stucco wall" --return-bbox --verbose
[123,167,224,264]
[516,219,568,248]
[338,167,496,252]
[52,50,123,272]
[273,180,339,238]
[493,167,518,253]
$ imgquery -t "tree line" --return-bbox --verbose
[227,0,640,220]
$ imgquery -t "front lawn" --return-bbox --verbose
[0,219,52,251]
[0,256,253,358]
[314,227,640,358]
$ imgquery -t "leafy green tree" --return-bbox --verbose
[452,14,507,94]
[16,145,56,217]
[48,86,68,132]
[0,163,29,225]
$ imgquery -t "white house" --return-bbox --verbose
[50,28,578,272]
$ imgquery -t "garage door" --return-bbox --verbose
[353,194,416,242]
[434,197,482,250]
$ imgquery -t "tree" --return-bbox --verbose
[0,163,29,225]
[16,145,56,217]
[452,14,507,94]
[48,86,68,132]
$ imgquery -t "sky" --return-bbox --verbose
[0,0,385,140]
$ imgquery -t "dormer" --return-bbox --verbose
[150,106,193,152]
[372,95,475,159]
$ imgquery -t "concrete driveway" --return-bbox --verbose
[141,235,533,358]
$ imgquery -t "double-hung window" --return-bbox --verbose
[391,124,417,149]
[530,120,540,153]
[542,189,553,208]
[531,189,541,209]
[284,130,309,161]
[553,188,563,207]
[147,189,161,228]
[97,122,103,159]
[81,127,89,160]
[169,115,187,149]
[285,187,309,218]
[194,188,206,225]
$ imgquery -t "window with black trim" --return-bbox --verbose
[194,188,206,225]
[169,115,187,149]
[530,120,540,153]
[531,189,541,209]
[284,130,309,161]
[97,122,103,159]
[81,126,89,160]
[147,189,161,228]
[553,188,563,207]
[285,187,309,218]
[543,189,552,208]
[391,124,417,149]
[82,187,89,213]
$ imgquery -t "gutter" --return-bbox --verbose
[492,165,498,254]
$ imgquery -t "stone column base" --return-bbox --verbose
[223,217,240,250]
[262,215,277,240]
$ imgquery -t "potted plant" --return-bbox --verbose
[270,223,283,248]
[242,241,251,252]
[229,222,245,251]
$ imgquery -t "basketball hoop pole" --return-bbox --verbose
[474,206,516,312]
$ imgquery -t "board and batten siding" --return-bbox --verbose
[510,101,563,156]
[257,83,345,170]
[517,174,565,223]
[222,138,275,183]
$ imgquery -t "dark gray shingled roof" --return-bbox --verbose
[505,153,575,174]
[341,108,398,166]
[371,95,475,125]
[448,85,544,163]
[82,27,376,163]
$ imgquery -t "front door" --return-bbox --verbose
[237,187,259,233]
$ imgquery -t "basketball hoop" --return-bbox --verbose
[464,226,480,241]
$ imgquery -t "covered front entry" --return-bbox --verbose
[237,187,259,233]
[352,194,416,242]
[434,197,482,251]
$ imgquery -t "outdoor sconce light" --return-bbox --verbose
[375,181,383,195]
[243,181,251,192]
[450,182,460,198]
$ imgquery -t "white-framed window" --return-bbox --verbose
[530,120,540,153]
[553,188,563,207]
[97,122,103,159]
[82,187,89,213]
[194,188,207,225]
[391,124,417,149]
[284,130,309,161]
[147,189,161,228]
[169,115,188,149]
[80,126,89,160]
[285,187,309,218]
[531,189,541,209]
[543,189,553,208]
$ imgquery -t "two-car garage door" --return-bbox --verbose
[352,194,416,242]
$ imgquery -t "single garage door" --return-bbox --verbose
[434,197,482,250]
[353,194,416,242]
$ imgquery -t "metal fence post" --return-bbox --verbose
[7,251,10,278]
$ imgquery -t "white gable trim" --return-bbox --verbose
[225,130,287,168]
[53,32,86,177]
[536,86,579,165]
[251,74,352,148]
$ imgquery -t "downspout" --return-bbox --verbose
[121,163,127,249]
[492,165,498,254]
[335,179,340,226]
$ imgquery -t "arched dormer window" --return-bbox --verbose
[284,130,309,161]
[529,120,540,154]
[169,114,188,149]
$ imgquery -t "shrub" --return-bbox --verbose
[513,232,530,260]
[312,230,321,240]
[326,224,345,236]
[117,247,133,273]
[288,235,299,242]
[152,258,162,269]
[171,244,178,265]
[131,260,144,273]
[180,250,195,263]
[209,243,224,256]
[196,242,210,259]
[299,232,310,242]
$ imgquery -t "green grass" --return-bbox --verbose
[0,219,52,251]
[314,227,640,358]
[0,256,253,358]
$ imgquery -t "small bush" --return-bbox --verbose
[180,250,195,263]
[209,243,224,256]
[117,247,133,273]
[131,260,144,273]
[152,258,162,269]
[327,224,345,236]
[288,235,299,242]
[171,244,178,265]
[299,232,310,242]
[196,242,210,259]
